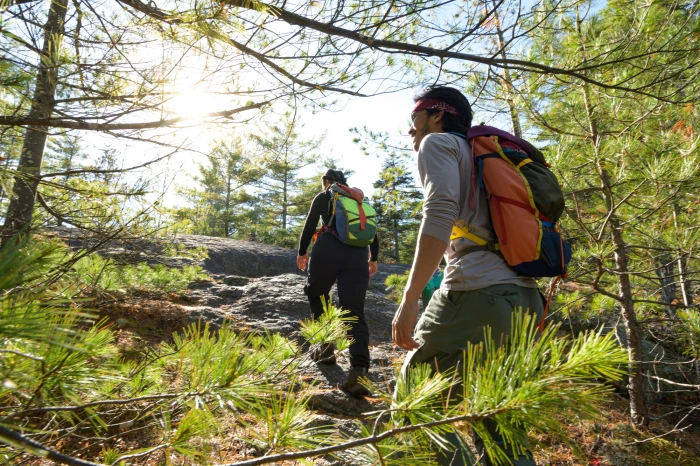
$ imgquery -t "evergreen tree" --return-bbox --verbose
[178,138,260,238]
[41,134,88,226]
[250,114,322,247]
[524,0,700,426]
[372,153,422,263]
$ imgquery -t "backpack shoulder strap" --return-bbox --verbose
[326,190,339,228]
[322,189,333,227]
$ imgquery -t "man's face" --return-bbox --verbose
[409,109,440,152]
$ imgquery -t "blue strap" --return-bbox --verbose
[541,221,555,228]
[448,131,468,140]
[477,157,485,190]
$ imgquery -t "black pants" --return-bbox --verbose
[304,233,370,368]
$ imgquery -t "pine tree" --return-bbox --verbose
[41,134,88,226]
[523,0,700,426]
[372,153,422,262]
[178,138,260,238]
[250,114,322,247]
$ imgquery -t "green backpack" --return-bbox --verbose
[326,183,377,247]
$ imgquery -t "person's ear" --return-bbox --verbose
[429,109,445,131]
[431,109,444,124]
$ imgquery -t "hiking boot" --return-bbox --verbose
[339,366,371,397]
[309,343,336,364]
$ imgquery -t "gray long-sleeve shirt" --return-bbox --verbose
[417,133,537,291]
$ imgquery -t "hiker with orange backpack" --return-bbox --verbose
[393,86,571,465]
[297,169,379,396]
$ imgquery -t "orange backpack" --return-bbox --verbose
[451,125,572,278]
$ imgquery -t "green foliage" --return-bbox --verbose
[385,271,409,304]
[677,310,700,359]
[174,117,333,250]
[360,312,628,466]
[0,240,119,413]
[241,388,335,453]
[71,252,208,294]
[0,238,308,463]
[176,137,262,238]
[167,322,267,400]
[168,407,218,459]
[0,238,638,466]
[250,331,298,365]
[299,297,357,352]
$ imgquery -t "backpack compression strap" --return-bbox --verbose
[357,201,367,230]
[450,219,488,245]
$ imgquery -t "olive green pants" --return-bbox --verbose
[400,284,544,466]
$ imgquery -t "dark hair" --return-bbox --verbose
[414,86,473,135]
[322,169,346,186]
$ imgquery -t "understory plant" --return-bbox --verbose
[384,271,409,304]
[71,248,209,294]
[0,236,630,466]
[299,296,357,352]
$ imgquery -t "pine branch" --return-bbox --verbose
[219,409,507,466]
[0,101,270,129]
[0,426,101,466]
[221,0,689,101]
[40,149,180,179]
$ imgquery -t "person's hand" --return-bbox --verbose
[368,260,378,277]
[297,253,309,271]
[392,295,421,350]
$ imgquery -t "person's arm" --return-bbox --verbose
[368,234,379,277]
[393,135,461,349]
[392,234,447,349]
[297,193,325,270]
[370,234,379,261]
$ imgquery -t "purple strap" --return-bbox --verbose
[467,125,532,157]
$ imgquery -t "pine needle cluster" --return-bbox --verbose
[0,238,629,466]
[299,296,357,352]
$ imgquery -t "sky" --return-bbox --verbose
[128,88,420,208]
[295,89,417,196]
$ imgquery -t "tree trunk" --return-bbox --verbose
[491,0,522,138]
[393,217,399,261]
[609,215,648,427]
[673,207,693,307]
[654,253,676,317]
[583,83,647,426]
[2,0,69,245]
[576,7,647,424]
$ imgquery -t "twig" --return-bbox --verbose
[110,443,168,465]
[0,426,101,466]
[0,408,505,466]
[220,409,506,466]
[623,405,697,446]
[3,392,205,420]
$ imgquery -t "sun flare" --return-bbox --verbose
[170,89,221,120]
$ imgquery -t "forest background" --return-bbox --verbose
[1,0,700,463]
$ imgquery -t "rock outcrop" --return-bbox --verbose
[175,236,411,428]
[51,228,413,462]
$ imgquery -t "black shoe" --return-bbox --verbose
[309,343,336,364]
[340,366,371,397]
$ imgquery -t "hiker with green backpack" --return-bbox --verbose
[393,86,571,465]
[297,169,379,396]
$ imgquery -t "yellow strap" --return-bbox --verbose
[332,192,338,215]
[517,158,533,169]
[450,220,488,245]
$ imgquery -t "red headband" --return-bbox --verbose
[412,98,460,116]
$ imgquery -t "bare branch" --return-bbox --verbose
[0,101,270,130]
